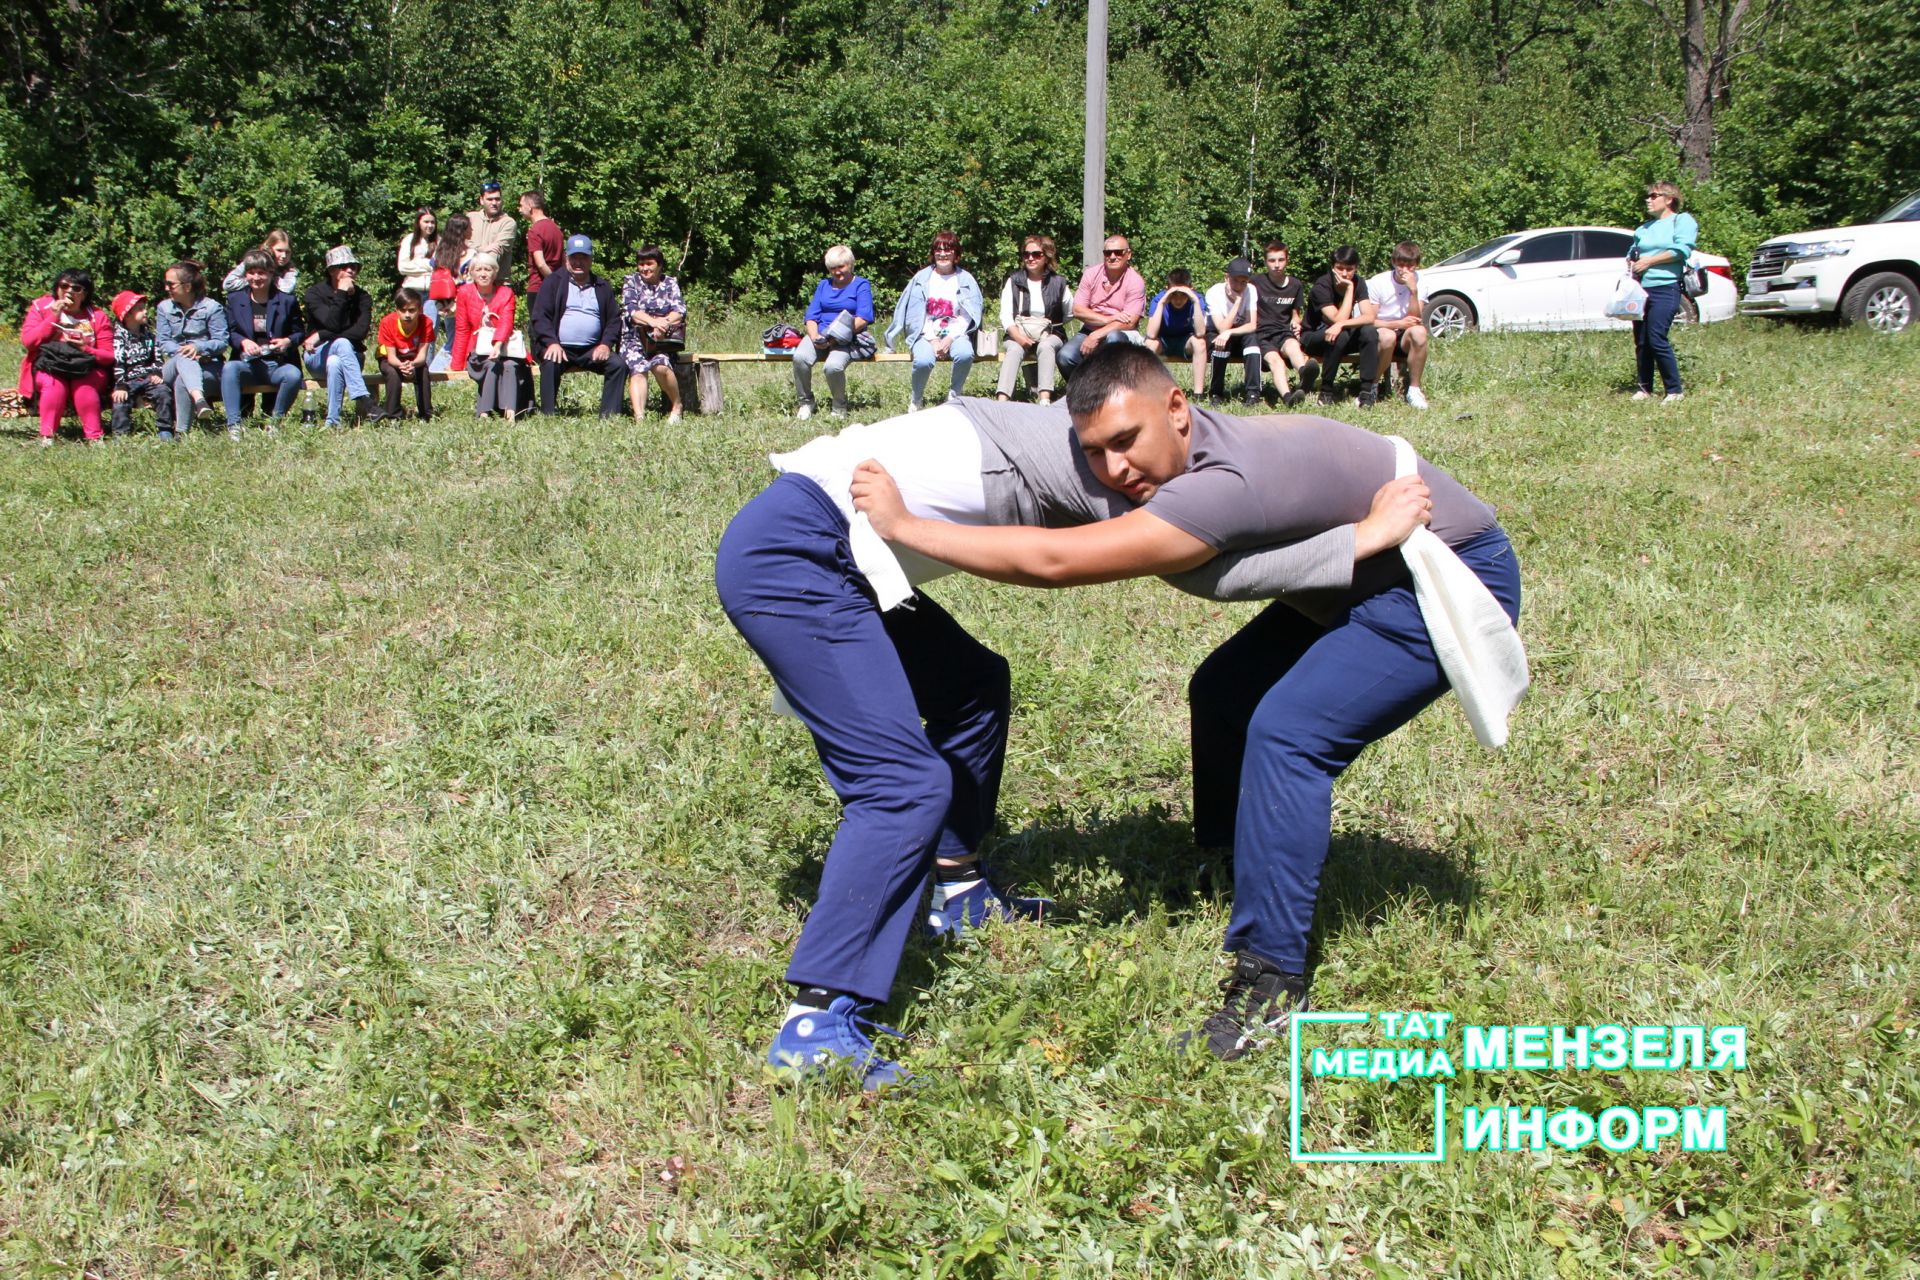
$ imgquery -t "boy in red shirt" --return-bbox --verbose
[376,288,436,420]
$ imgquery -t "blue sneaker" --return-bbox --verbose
[924,878,1052,940]
[765,996,913,1091]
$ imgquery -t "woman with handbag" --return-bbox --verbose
[428,214,471,375]
[619,245,686,424]
[21,268,113,445]
[449,252,523,423]
[1627,182,1698,403]
[994,235,1070,404]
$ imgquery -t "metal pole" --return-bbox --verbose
[1082,0,1108,272]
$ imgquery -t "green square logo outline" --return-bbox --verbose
[1289,1011,1448,1163]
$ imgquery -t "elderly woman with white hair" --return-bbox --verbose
[448,251,524,422]
[791,243,876,420]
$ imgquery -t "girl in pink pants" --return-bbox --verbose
[21,269,114,443]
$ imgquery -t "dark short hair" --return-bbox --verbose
[53,268,94,308]
[241,249,276,277]
[1331,245,1362,268]
[1392,241,1422,265]
[635,244,666,266]
[1263,240,1289,255]
[1167,267,1191,286]
[394,286,423,308]
[520,190,545,210]
[1065,342,1175,419]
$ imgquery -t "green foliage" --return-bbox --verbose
[0,0,1915,321]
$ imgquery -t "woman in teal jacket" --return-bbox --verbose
[884,231,982,411]
[1628,181,1698,402]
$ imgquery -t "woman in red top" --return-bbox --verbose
[449,252,522,421]
[375,287,436,420]
[21,269,114,444]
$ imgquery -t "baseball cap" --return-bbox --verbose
[480,179,503,193]
[1225,256,1253,277]
[564,234,594,258]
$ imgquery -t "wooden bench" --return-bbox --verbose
[672,350,919,415]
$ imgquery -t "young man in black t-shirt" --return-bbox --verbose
[1300,245,1381,408]
[1251,241,1317,406]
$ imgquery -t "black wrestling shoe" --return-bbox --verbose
[1176,952,1310,1061]
[1298,360,1321,392]
[1282,388,1307,407]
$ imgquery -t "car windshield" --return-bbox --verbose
[1433,235,1522,268]
[1876,191,1920,223]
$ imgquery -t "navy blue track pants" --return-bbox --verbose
[715,474,1011,1003]
[1187,526,1521,972]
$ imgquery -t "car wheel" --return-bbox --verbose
[1839,272,1916,334]
[1425,294,1476,339]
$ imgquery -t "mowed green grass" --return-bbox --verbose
[1,321,1915,1279]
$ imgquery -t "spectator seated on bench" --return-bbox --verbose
[792,243,876,421]
[221,250,307,436]
[530,235,628,418]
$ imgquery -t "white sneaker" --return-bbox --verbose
[1663,392,1685,403]
[795,404,813,421]
[1406,386,1429,410]
[908,398,925,413]
[1630,390,1651,402]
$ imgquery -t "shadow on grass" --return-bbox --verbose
[773,806,1477,985]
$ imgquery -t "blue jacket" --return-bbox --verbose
[884,266,983,350]
[1630,213,1699,288]
[155,296,229,366]
[224,288,305,360]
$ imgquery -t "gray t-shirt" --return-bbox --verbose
[954,397,1361,614]
[957,397,1499,620]
[1141,405,1498,607]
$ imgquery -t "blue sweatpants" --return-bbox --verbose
[714,474,1011,1003]
[1187,526,1521,972]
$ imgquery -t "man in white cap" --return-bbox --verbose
[529,234,629,417]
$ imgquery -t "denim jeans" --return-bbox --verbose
[909,334,973,404]
[162,356,221,433]
[304,338,369,424]
[220,357,304,426]
[1055,326,1146,376]
[1633,282,1683,394]
[424,300,452,373]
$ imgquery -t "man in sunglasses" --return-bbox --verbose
[1056,235,1148,379]
[465,180,519,277]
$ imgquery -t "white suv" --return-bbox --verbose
[1739,191,1920,333]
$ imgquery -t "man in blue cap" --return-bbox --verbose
[530,234,630,417]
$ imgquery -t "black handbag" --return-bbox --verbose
[1681,265,1710,298]
[34,336,99,379]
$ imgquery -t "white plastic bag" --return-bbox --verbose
[1605,274,1648,320]
[1390,437,1529,749]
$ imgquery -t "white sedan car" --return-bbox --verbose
[1418,226,1738,338]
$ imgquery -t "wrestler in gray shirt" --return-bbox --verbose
[957,396,1493,621]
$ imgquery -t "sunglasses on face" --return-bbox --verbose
[1021,250,1046,259]
[1103,248,1128,258]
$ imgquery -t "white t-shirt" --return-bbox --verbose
[922,271,963,340]
[1366,268,1421,322]
[1204,281,1256,331]
[769,404,987,602]
[1000,276,1053,334]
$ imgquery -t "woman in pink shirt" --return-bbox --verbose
[21,269,114,445]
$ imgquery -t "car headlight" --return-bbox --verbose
[1783,239,1854,261]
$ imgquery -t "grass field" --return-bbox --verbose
[1,320,1916,1278]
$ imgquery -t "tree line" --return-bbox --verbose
[1,0,1913,319]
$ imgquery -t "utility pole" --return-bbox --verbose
[1082,0,1108,272]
